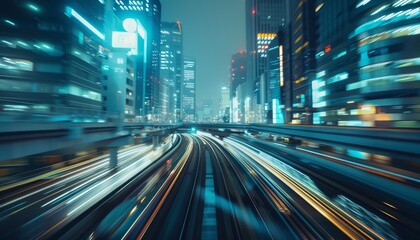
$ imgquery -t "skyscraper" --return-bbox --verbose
[182,57,196,122]
[267,30,290,124]
[160,22,183,123]
[113,0,161,117]
[290,0,316,124]
[230,51,247,122]
[314,0,420,128]
[245,0,286,122]
[220,86,230,122]
[0,0,105,120]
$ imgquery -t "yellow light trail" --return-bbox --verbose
[226,140,386,240]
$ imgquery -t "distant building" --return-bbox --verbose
[230,51,247,122]
[314,0,420,128]
[182,57,196,122]
[220,86,230,122]
[202,98,213,122]
[160,22,183,123]
[0,1,105,120]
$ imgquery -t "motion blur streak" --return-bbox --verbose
[224,138,389,240]
[0,144,149,208]
[0,141,171,239]
[296,147,420,184]
[121,135,193,239]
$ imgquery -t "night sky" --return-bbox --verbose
[161,0,245,113]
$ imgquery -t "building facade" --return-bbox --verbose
[182,57,196,122]
[0,0,105,121]
[113,0,161,118]
[266,30,291,124]
[220,86,230,122]
[245,0,286,122]
[290,0,316,124]
[314,0,420,128]
[160,22,183,123]
[102,51,136,120]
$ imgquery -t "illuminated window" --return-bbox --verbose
[315,3,324,12]
[0,57,33,71]
[316,70,326,78]
[356,0,371,8]
[393,0,420,7]
[332,50,347,60]
[351,8,420,38]
[359,24,420,47]
[295,41,308,54]
[295,13,302,22]
[327,72,349,84]
[295,34,303,44]
[347,73,420,90]
[371,4,389,15]
[294,76,305,84]
[298,0,303,8]
[294,23,302,35]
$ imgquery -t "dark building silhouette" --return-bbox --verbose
[290,0,317,124]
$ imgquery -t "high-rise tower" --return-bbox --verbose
[182,57,196,122]
[245,0,286,122]
[290,0,317,124]
[113,0,161,117]
[160,22,183,122]
[314,0,420,128]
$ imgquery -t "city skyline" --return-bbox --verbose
[0,1,419,239]
[160,0,246,114]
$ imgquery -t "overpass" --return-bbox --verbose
[0,122,180,166]
[183,123,420,158]
[1,122,419,165]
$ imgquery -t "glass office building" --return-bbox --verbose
[0,0,105,120]
[314,0,420,128]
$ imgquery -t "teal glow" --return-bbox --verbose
[316,70,326,78]
[356,0,371,8]
[371,4,389,15]
[136,19,148,63]
[2,40,12,45]
[123,18,137,32]
[316,51,324,59]
[351,8,420,38]
[17,41,28,46]
[5,20,15,26]
[65,7,105,40]
[327,72,349,84]
[333,51,347,60]
[27,3,40,12]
